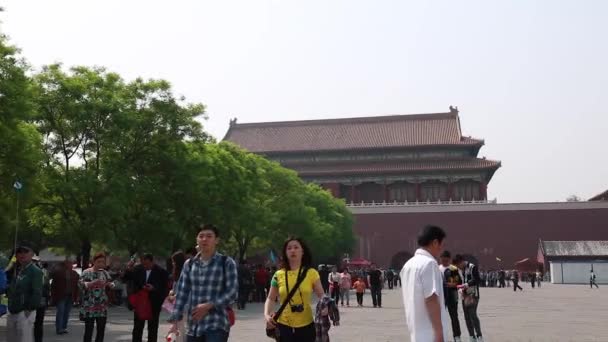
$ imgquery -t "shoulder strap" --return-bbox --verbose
[221,255,228,291]
[274,268,309,321]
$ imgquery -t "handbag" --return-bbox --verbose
[129,289,153,320]
[265,268,309,340]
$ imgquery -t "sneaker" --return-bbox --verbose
[454,337,462,342]
[476,337,484,342]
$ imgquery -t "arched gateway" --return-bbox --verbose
[390,251,413,270]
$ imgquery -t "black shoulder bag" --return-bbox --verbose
[266,268,309,340]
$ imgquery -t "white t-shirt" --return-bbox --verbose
[401,248,449,342]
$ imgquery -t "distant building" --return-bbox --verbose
[538,240,608,284]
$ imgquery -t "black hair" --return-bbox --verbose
[198,223,220,238]
[171,251,186,281]
[417,225,446,247]
[440,250,451,258]
[453,254,465,264]
[142,253,154,262]
[280,237,313,270]
[185,247,197,256]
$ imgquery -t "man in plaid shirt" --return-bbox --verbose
[169,224,238,342]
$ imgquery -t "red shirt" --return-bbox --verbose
[255,268,269,285]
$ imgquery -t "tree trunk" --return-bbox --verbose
[238,237,250,263]
[81,239,92,268]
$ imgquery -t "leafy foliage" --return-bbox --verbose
[1,35,354,265]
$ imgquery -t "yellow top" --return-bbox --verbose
[271,268,320,328]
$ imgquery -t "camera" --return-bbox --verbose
[290,304,304,313]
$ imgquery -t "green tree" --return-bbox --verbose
[31,65,208,264]
[0,35,43,250]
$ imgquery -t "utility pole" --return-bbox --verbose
[13,180,23,253]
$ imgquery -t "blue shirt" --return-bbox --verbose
[169,252,238,335]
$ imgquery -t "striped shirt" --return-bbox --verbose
[169,252,238,335]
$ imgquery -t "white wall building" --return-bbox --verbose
[539,240,608,284]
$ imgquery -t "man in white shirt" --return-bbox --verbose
[401,225,449,342]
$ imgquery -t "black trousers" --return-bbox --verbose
[133,309,161,342]
[34,305,46,342]
[446,300,461,338]
[513,280,523,291]
[83,317,107,342]
[277,323,315,342]
[387,279,394,289]
[591,280,599,289]
[356,293,364,306]
[256,284,267,302]
[238,288,250,309]
[370,286,382,307]
[462,300,482,338]
[330,282,340,303]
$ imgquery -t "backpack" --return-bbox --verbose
[0,270,6,294]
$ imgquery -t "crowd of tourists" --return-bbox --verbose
[1,224,347,342]
[476,269,544,290]
[3,222,587,342]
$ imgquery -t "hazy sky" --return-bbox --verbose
[2,1,607,203]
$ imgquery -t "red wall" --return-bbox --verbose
[354,208,608,269]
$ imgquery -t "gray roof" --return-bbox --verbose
[541,240,608,257]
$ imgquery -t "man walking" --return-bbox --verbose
[401,225,449,342]
[124,253,169,342]
[33,259,50,342]
[169,224,238,342]
[237,260,253,310]
[6,244,43,342]
[512,270,523,292]
[386,269,395,290]
[439,251,462,342]
[367,264,383,308]
[453,255,483,342]
[590,270,599,289]
[254,264,269,302]
[51,259,80,335]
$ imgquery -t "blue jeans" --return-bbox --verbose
[55,297,72,333]
[186,330,229,342]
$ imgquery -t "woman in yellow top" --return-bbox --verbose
[264,237,325,341]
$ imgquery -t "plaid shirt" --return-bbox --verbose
[169,252,238,335]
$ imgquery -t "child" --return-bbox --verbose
[353,278,366,307]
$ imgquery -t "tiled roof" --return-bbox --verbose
[541,240,608,257]
[282,158,501,176]
[224,112,484,153]
[589,189,608,201]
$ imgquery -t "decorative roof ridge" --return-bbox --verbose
[229,111,458,129]
[282,157,501,166]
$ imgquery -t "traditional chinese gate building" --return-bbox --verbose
[224,107,501,204]
[225,108,608,269]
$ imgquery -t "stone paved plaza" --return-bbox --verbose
[1,283,607,342]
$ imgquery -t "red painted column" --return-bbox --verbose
[447,182,454,201]
[480,181,488,200]
[351,184,357,203]
[322,183,340,198]
[415,183,421,201]
[383,183,389,202]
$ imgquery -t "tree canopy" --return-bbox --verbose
[0,33,354,266]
